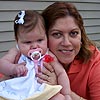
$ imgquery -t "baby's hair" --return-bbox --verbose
[14,10,45,41]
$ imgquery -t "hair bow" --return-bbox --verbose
[15,11,25,24]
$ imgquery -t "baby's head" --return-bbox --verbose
[14,10,47,57]
[14,10,46,41]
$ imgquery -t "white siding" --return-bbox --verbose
[0,0,100,58]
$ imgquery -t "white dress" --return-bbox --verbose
[0,54,46,100]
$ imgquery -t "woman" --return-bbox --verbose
[37,1,100,100]
[0,1,100,100]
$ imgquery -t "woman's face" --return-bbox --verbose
[48,16,81,67]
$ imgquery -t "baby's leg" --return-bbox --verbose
[49,93,65,100]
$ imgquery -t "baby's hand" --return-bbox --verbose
[12,62,28,77]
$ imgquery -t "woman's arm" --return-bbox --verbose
[37,51,86,100]
[71,92,86,100]
[0,47,27,76]
[50,56,72,100]
[0,47,19,74]
[44,61,86,100]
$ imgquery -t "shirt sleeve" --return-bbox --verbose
[88,60,100,100]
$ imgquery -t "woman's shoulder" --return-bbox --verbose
[90,46,100,61]
[88,46,100,86]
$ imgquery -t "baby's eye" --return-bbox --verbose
[52,32,62,38]
[37,39,44,42]
[70,31,78,37]
[24,41,31,44]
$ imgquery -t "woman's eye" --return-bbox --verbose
[70,31,78,37]
[52,32,62,38]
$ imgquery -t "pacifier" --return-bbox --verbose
[28,48,43,61]
[28,48,44,74]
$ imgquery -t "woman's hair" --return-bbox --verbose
[42,1,95,63]
[14,10,45,41]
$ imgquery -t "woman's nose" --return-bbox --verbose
[61,37,71,46]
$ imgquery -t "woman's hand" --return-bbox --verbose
[36,61,57,85]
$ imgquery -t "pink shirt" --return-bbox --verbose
[68,47,100,100]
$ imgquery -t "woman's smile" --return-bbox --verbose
[58,48,74,55]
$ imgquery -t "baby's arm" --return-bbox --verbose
[0,47,28,77]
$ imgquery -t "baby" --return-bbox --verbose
[0,10,62,100]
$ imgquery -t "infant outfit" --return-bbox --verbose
[0,53,62,100]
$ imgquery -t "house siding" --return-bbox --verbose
[0,0,100,58]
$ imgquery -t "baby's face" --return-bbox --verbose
[17,22,47,57]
